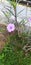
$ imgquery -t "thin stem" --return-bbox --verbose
[14,0,18,30]
[14,7,18,30]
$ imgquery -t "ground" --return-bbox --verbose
[0,27,31,65]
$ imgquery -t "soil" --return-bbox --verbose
[0,33,6,50]
[0,24,9,51]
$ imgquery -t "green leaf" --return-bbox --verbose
[9,1,17,9]
[17,8,24,17]
[11,1,16,9]
[0,53,4,59]
[5,8,15,16]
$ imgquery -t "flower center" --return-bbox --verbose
[10,27,12,29]
[30,18,31,20]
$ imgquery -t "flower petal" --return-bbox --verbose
[7,23,15,32]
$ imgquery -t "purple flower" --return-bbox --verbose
[7,23,15,32]
[28,17,31,22]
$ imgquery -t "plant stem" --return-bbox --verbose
[14,7,18,30]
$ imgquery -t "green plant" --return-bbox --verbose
[1,0,24,28]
